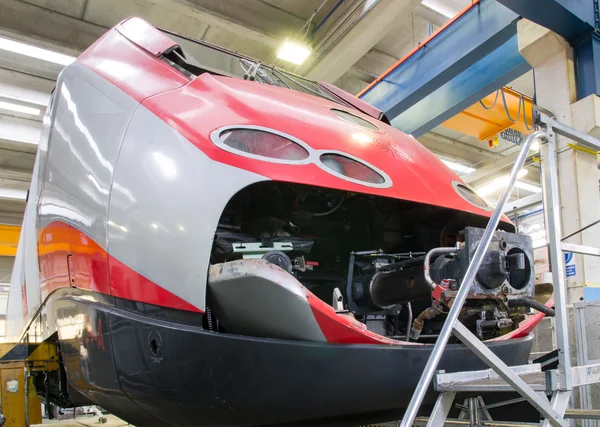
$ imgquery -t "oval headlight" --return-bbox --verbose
[320,153,385,185]
[217,128,310,161]
[453,182,491,210]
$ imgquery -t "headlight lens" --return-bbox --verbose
[453,182,491,210]
[219,129,309,161]
[320,153,385,184]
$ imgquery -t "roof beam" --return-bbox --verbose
[0,167,32,183]
[0,114,42,148]
[502,193,543,214]
[463,151,524,185]
[304,0,422,83]
[0,0,105,53]
[0,68,53,106]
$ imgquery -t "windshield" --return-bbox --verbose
[160,29,353,107]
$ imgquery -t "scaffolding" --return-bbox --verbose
[399,113,600,427]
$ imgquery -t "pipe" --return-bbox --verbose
[410,303,443,341]
[405,302,413,340]
[311,0,345,37]
[508,298,555,317]
[400,130,548,427]
[424,247,457,289]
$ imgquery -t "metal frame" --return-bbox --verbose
[399,114,600,427]
[574,301,600,427]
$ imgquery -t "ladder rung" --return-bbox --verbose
[435,364,547,392]
[564,409,600,420]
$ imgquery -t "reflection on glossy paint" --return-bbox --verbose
[151,223,158,230]
[87,174,109,195]
[38,200,93,227]
[111,182,137,203]
[107,220,128,233]
[56,313,86,340]
[97,59,137,80]
[352,133,372,145]
[61,85,113,172]
[152,151,177,179]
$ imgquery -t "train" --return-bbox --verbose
[7,17,551,426]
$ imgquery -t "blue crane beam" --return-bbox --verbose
[390,35,531,137]
[359,0,530,137]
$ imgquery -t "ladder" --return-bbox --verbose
[399,113,600,427]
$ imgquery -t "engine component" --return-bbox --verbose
[345,251,426,315]
[262,251,293,273]
[428,227,534,299]
[369,265,431,308]
[508,298,555,317]
[332,287,344,312]
[410,302,443,341]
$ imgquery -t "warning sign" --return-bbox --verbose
[565,252,576,277]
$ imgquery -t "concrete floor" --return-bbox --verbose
[32,414,131,427]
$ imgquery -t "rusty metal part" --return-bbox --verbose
[410,303,444,341]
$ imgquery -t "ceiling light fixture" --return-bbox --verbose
[441,159,476,174]
[0,100,41,116]
[276,37,312,65]
[475,170,528,197]
[0,36,75,66]
[530,140,540,152]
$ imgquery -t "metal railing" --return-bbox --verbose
[399,113,600,427]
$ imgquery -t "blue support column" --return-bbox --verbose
[497,0,595,42]
[499,0,600,100]
[575,33,600,99]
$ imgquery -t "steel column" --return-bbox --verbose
[540,125,573,391]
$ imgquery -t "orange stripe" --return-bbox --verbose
[37,221,202,313]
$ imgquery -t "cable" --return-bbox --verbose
[479,89,500,110]
[501,87,522,123]
[299,0,331,40]
[508,298,555,317]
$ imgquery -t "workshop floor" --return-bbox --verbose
[32,414,131,426]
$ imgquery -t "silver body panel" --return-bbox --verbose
[7,62,266,339]
[108,105,266,311]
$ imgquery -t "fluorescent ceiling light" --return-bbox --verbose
[475,170,528,196]
[0,100,40,116]
[515,181,542,193]
[276,37,312,65]
[0,188,27,200]
[441,159,475,174]
[0,36,75,66]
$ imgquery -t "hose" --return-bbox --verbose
[508,298,555,317]
[424,247,458,289]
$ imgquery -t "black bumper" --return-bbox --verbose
[52,291,533,426]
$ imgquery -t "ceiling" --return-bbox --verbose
[0,0,543,266]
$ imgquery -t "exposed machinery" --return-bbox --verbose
[6,18,552,427]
